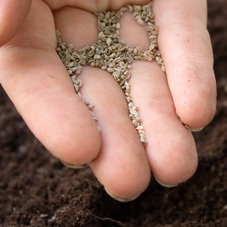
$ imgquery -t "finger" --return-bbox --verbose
[54,7,151,200]
[152,0,217,129]
[0,0,101,165]
[80,67,151,201]
[120,11,198,185]
[0,0,32,46]
[130,61,198,185]
[0,50,101,165]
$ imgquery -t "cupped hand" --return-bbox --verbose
[0,0,216,201]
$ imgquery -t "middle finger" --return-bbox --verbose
[54,6,151,201]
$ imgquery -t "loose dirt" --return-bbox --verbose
[1,0,227,226]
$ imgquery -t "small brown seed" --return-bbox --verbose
[56,2,165,144]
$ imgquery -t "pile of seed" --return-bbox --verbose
[56,3,165,143]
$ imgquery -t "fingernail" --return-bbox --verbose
[60,160,89,169]
[105,187,140,202]
[176,111,205,132]
[184,125,204,132]
[154,176,178,188]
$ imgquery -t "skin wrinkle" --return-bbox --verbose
[0,0,32,45]
[44,0,150,11]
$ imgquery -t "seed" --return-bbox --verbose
[106,37,112,46]
[109,53,116,58]
[120,6,128,12]
[107,67,114,73]
[56,29,61,37]
[67,70,72,75]
[129,108,138,115]
[94,55,101,60]
[137,18,144,25]
[116,22,120,29]
[133,5,142,12]
[87,104,95,110]
[56,2,165,143]
[80,57,87,65]
[66,62,74,68]
[90,62,95,67]
[161,65,166,72]
[108,62,115,68]
[127,5,133,12]
[136,126,144,130]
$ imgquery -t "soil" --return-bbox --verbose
[1,1,227,226]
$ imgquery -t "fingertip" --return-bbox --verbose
[45,111,101,166]
[152,158,198,186]
[91,156,151,201]
[102,171,151,202]
[175,87,217,129]
[151,136,198,186]
[153,176,178,188]
[146,119,199,186]
[104,187,141,202]
[20,89,101,167]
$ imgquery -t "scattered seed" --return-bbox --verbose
[107,67,114,73]
[56,3,165,143]
[137,18,144,25]
[106,37,112,46]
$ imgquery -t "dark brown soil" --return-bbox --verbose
[1,1,227,226]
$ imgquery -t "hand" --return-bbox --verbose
[0,0,216,201]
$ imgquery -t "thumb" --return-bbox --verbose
[0,0,32,46]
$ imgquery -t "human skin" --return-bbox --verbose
[0,0,216,201]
